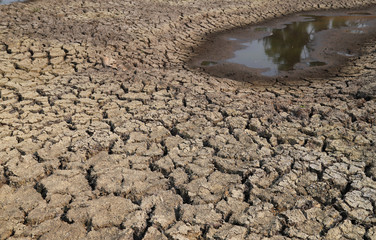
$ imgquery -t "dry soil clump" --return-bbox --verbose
[0,0,376,239]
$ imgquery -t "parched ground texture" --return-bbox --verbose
[1,0,376,239]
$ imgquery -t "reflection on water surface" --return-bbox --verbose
[202,13,376,77]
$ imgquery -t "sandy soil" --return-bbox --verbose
[0,0,376,239]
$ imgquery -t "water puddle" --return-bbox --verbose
[190,9,376,80]
[0,0,26,4]
[227,15,375,76]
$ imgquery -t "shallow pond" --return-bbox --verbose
[190,9,376,80]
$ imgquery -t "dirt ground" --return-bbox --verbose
[0,0,376,239]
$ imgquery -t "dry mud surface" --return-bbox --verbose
[0,0,376,239]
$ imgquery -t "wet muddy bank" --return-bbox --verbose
[189,7,376,84]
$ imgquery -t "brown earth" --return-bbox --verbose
[0,0,376,239]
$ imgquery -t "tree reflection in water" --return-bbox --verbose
[227,15,375,76]
[263,15,370,71]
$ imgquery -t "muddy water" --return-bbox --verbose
[0,0,25,4]
[227,15,376,76]
[190,10,376,80]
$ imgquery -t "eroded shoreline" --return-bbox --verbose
[1,0,376,239]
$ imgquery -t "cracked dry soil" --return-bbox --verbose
[0,0,376,239]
